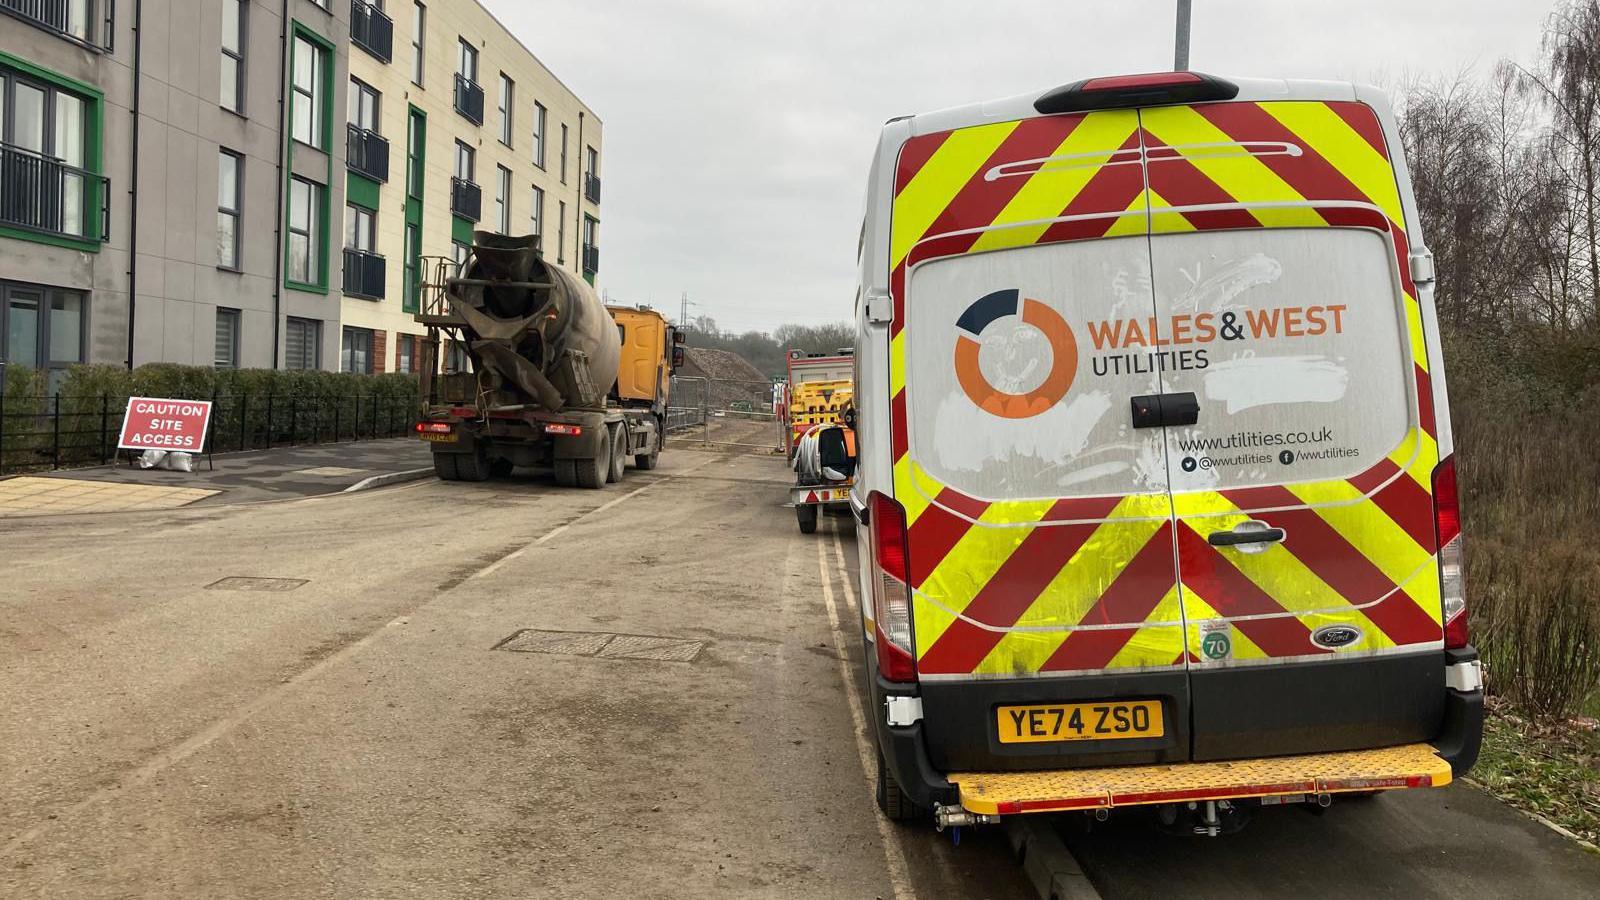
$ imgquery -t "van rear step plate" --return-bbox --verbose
[949,743,1452,815]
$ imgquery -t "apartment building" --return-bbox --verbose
[0,0,598,380]
[337,0,601,374]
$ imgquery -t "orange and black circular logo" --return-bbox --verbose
[954,289,1077,419]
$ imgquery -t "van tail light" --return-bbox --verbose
[1034,71,1239,114]
[1432,455,1468,650]
[869,492,917,683]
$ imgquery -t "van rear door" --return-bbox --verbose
[890,109,1190,772]
[1138,100,1445,760]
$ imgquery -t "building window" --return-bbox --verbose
[454,140,474,182]
[498,73,514,146]
[291,35,327,149]
[559,122,568,183]
[406,108,425,199]
[457,38,477,83]
[217,149,242,269]
[397,334,414,373]
[345,204,375,253]
[532,102,546,169]
[530,184,543,247]
[556,200,565,264]
[348,77,380,132]
[221,0,246,113]
[0,65,101,242]
[410,2,425,86]
[215,308,240,369]
[342,326,374,374]
[287,177,322,285]
[495,165,511,233]
[403,222,421,312]
[2,282,85,384]
[309,0,329,9]
[285,317,320,370]
[451,240,469,273]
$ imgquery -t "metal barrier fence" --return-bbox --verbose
[667,375,784,453]
[0,392,419,475]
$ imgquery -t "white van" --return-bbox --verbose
[849,72,1481,833]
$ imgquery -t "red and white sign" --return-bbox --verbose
[117,397,213,452]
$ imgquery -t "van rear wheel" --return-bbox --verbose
[875,751,918,822]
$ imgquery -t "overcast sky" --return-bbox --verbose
[485,0,1549,333]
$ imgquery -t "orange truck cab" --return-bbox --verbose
[848,72,1480,835]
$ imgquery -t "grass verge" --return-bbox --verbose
[1469,702,1600,848]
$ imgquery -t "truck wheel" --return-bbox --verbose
[573,430,607,489]
[455,448,490,482]
[634,447,659,470]
[606,424,625,484]
[554,459,577,486]
[796,504,818,534]
[489,458,515,478]
[876,751,918,822]
[433,452,459,481]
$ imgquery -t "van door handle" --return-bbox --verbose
[1130,392,1200,428]
[1208,523,1286,547]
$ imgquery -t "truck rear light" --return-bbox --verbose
[543,423,583,436]
[1035,70,1239,114]
[415,422,452,434]
[869,492,917,683]
[1432,455,1468,650]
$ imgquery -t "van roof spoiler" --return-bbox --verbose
[1034,71,1238,114]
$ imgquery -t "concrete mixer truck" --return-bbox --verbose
[412,232,684,488]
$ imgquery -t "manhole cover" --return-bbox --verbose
[206,576,308,592]
[599,634,705,663]
[495,629,614,656]
[294,466,368,477]
[493,629,705,663]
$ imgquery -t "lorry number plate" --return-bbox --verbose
[418,433,458,443]
[995,701,1163,744]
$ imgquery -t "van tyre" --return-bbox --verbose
[796,504,818,534]
[875,751,918,822]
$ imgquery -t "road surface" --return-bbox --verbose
[3,446,1596,898]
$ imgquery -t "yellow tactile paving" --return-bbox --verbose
[950,743,1452,814]
[0,477,220,517]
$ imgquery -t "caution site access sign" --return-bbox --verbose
[117,397,213,452]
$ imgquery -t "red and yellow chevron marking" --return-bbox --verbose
[885,100,1443,678]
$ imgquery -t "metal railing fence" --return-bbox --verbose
[0,391,419,475]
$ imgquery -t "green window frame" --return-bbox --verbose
[0,51,106,252]
[282,23,335,294]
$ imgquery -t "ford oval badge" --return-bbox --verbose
[1311,625,1363,650]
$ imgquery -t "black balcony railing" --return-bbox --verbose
[0,142,108,242]
[0,0,113,51]
[342,248,386,299]
[454,74,484,125]
[582,244,599,276]
[450,176,481,221]
[349,0,392,62]
[584,173,601,204]
[345,124,390,183]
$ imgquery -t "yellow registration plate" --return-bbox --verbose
[418,433,458,443]
[996,700,1164,744]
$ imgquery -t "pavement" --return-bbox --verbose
[0,438,435,516]
[2,443,1597,898]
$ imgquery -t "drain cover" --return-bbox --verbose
[207,576,308,592]
[599,634,705,662]
[493,628,705,663]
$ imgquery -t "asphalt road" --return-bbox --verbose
[3,445,1597,898]
[0,446,1026,899]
